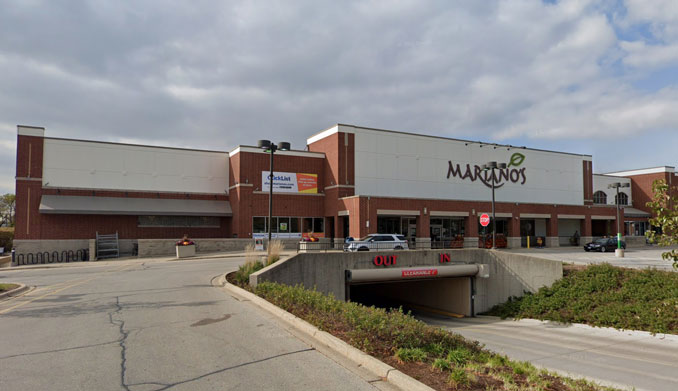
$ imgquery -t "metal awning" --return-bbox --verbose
[623,207,651,218]
[39,195,232,216]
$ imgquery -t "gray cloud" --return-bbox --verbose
[0,0,676,194]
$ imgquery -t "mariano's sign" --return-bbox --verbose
[446,153,527,188]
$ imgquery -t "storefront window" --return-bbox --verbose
[253,217,267,233]
[253,216,304,234]
[302,217,325,233]
[479,219,507,235]
[430,217,465,241]
[138,216,220,227]
[377,217,401,234]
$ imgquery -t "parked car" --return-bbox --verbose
[343,234,409,252]
[583,238,626,252]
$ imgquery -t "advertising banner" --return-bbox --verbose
[262,171,318,193]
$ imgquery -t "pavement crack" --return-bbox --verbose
[109,296,131,391]
[153,348,315,390]
[0,340,119,360]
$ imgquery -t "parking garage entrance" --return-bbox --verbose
[345,264,483,317]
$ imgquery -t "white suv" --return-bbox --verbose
[343,234,409,252]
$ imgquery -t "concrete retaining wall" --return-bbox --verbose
[625,236,647,248]
[137,238,301,257]
[250,249,562,314]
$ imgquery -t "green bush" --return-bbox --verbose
[233,260,264,285]
[448,368,469,387]
[486,264,678,334]
[446,347,471,366]
[395,347,427,363]
[432,358,451,371]
[253,282,616,391]
[0,229,13,251]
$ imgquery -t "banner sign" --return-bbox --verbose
[262,171,318,193]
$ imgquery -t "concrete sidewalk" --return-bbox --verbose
[504,245,677,270]
[1,249,298,271]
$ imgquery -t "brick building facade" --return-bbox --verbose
[13,124,677,256]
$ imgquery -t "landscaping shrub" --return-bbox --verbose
[233,259,264,285]
[253,282,616,391]
[487,263,678,334]
[395,347,427,363]
[0,228,13,251]
[267,240,284,265]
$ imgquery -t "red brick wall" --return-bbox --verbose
[627,171,676,214]
[582,160,593,204]
[15,134,45,240]
[308,131,355,196]
[228,150,326,238]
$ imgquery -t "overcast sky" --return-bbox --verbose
[1,0,677,194]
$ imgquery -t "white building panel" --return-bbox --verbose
[354,129,586,205]
[43,139,229,194]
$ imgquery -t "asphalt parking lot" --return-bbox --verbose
[505,245,678,271]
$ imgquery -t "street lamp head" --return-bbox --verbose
[608,182,621,189]
[257,139,271,149]
[278,142,291,151]
[498,163,507,169]
[621,183,630,188]
[486,161,497,169]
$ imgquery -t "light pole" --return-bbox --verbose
[483,161,507,249]
[608,182,630,251]
[257,140,291,255]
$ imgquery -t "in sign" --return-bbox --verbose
[479,213,490,227]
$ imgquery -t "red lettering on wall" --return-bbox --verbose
[373,255,397,267]
[439,253,451,263]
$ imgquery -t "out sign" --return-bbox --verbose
[480,213,490,227]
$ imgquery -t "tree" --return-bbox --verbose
[0,193,15,227]
[646,179,678,268]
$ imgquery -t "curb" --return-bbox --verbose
[218,275,435,391]
[0,283,29,300]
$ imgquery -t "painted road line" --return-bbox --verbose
[0,264,135,315]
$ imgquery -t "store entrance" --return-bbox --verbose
[402,217,417,247]
[520,219,535,247]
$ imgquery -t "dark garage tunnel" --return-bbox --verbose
[347,276,473,317]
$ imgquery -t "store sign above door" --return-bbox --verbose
[446,153,527,188]
[262,171,318,193]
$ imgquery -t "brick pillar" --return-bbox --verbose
[333,215,344,248]
[546,216,559,247]
[15,126,45,240]
[581,216,592,245]
[507,216,521,248]
[415,211,431,249]
[464,214,479,248]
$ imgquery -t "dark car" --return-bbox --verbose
[583,238,626,252]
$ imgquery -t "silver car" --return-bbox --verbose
[343,234,409,252]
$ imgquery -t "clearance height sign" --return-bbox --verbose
[262,171,318,193]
